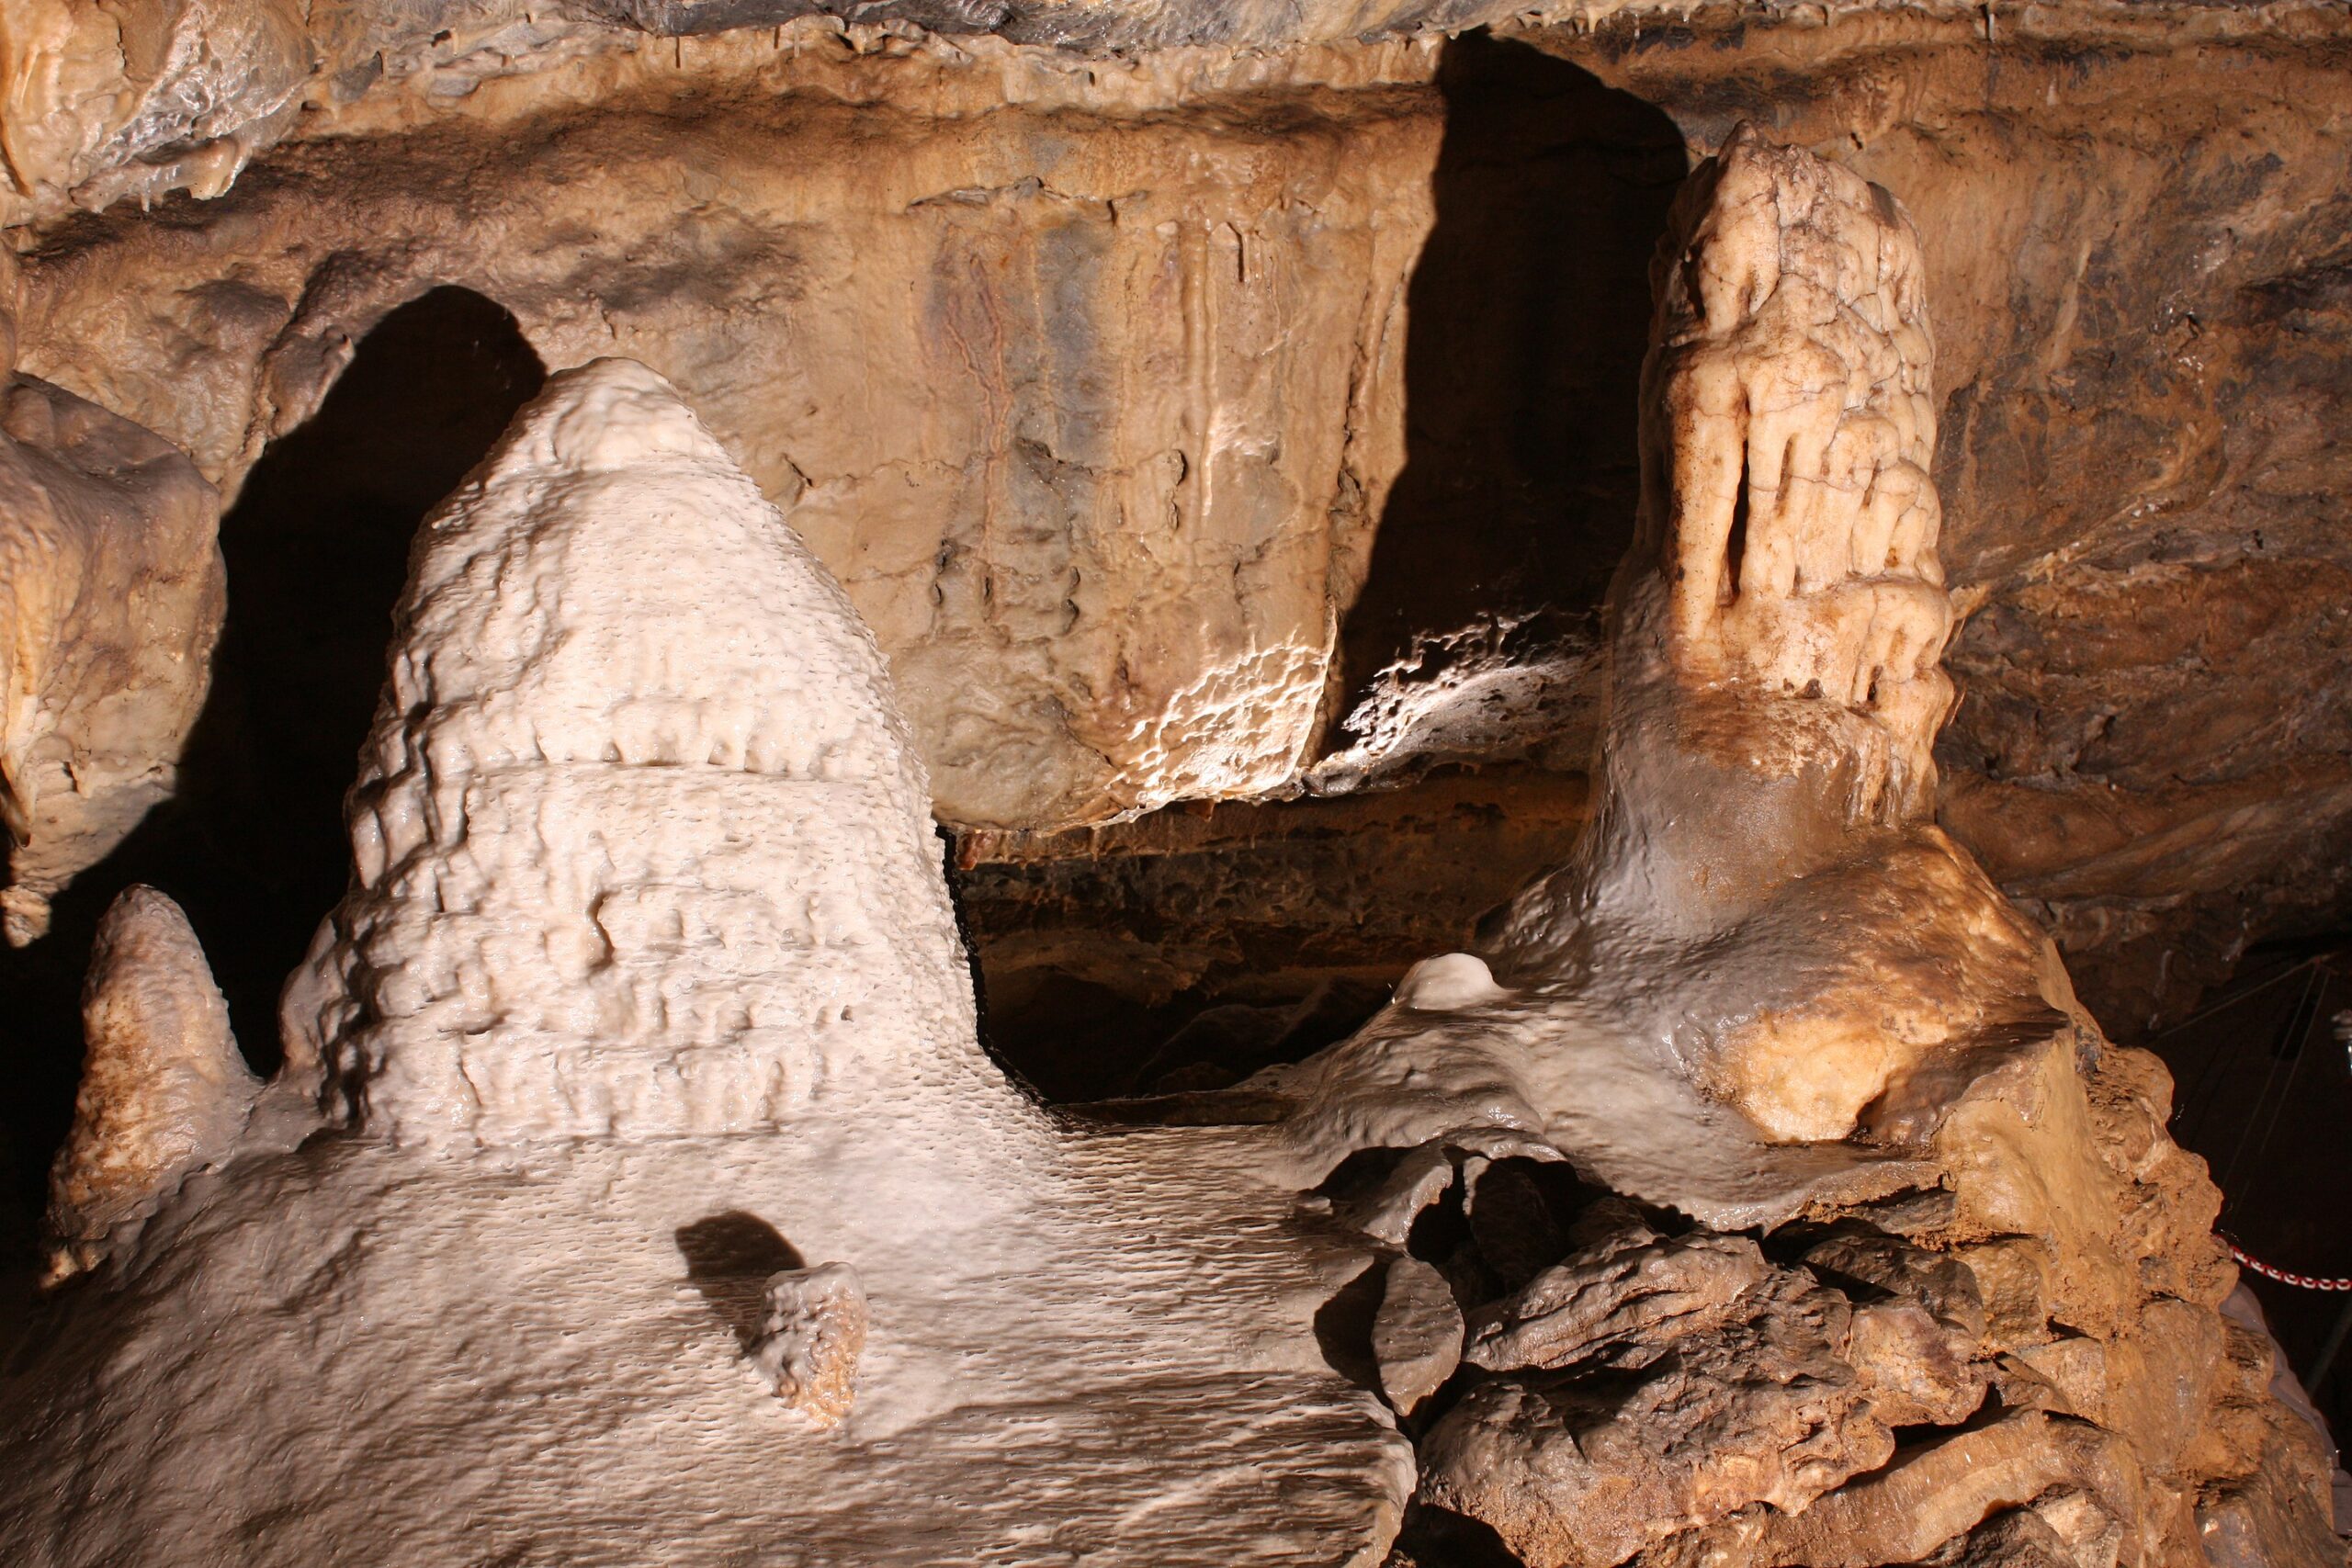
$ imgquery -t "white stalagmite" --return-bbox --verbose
[0,358,1409,1568]
[279,356,1027,1147]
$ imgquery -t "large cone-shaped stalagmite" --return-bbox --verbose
[0,361,1408,1567]
[278,357,1022,1146]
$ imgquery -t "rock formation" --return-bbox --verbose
[18,7,2352,1027]
[3,3,2350,1562]
[45,885,256,1279]
[0,373,223,943]
[1256,130,2344,1567]
[0,359,1409,1567]
[277,356,1018,1146]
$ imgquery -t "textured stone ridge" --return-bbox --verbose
[282,357,1024,1146]
[0,375,224,945]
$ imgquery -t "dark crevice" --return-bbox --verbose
[0,287,543,1238]
[1324,32,1688,750]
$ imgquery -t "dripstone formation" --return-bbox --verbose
[0,360,1411,1566]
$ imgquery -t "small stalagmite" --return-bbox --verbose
[46,886,257,1278]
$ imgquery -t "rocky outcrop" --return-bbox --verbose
[11,52,1430,831]
[0,374,224,944]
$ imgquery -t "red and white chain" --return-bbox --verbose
[2226,1237,2352,1292]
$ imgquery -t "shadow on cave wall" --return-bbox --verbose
[1322,33,1689,749]
[0,287,544,1235]
[970,37,1690,1105]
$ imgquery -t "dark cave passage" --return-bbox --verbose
[199,287,547,1068]
[1324,32,1688,751]
[0,287,544,1230]
[2152,942,2352,1448]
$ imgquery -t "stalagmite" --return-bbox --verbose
[0,375,224,944]
[45,886,257,1279]
[277,356,1021,1147]
[1253,127,2344,1568]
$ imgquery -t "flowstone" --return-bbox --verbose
[0,360,1408,1566]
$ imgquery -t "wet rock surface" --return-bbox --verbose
[0,375,223,945]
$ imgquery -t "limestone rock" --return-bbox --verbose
[1803,1229,1986,1344]
[1371,1254,1462,1417]
[1462,1223,1769,1375]
[0,375,223,944]
[750,1262,869,1427]
[46,886,257,1277]
[1393,953,1507,1012]
[1917,1507,2088,1568]
[12,51,1439,837]
[1331,1141,1456,1248]
[1636,1412,2139,1568]
[1844,1301,1984,1429]
[1424,1267,1894,1568]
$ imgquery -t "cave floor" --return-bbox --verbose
[0,1121,1410,1567]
